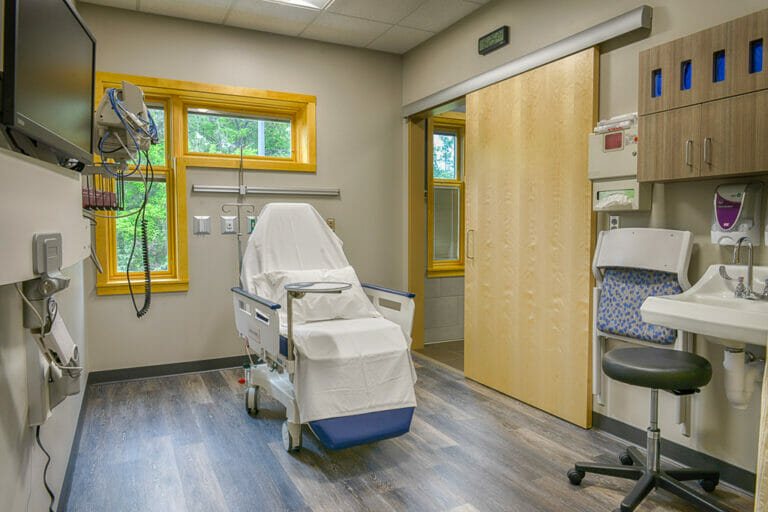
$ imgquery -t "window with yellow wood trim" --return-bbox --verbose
[427,115,465,278]
[93,72,317,295]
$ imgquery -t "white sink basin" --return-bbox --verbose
[640,264,768,347]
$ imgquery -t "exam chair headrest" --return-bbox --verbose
[241,203,349,289]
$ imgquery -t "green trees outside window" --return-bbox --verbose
[146,106,166,167]
[116,181,169,272]
[433,132,458,179]
[187,109,291,158]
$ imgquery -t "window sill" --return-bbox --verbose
[96,279,189,296]
[182,155,316,172]
[427,268,465,278]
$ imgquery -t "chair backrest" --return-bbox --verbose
[593,228,693,345]
[592,228,692,289]
[240,203,349,289]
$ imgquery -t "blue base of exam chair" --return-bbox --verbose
[308,407,415,450]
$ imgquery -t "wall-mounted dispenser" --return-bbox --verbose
[711,182,762,246]
[588,113,651,212]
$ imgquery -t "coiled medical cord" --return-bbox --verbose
[36,426,55,512]
[125,152,154,318]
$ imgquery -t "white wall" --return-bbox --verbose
[0,262,87,512]
[402,0,768,474]
[77,4,406,371]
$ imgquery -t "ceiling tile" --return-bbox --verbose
[140,0,233,24]
[301,11,391,48]
[81,0,138,9]
[327,0,424,24]
[225,0,318,36]
[367,25,433,54]
[399,0,480,33]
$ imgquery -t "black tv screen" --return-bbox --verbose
[3,0,96,164]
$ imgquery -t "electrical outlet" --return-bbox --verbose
[220,215,237,234]
[193,216,210,235]
[609,215,620,230]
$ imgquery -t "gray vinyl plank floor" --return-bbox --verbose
[64,355,754,512]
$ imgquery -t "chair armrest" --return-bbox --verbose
[361,283,416,298]
[231,287,281,309]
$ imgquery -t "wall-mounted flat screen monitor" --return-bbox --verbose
[2,0,96,165]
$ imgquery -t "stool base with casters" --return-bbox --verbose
[568,348,736,512]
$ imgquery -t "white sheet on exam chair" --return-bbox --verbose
[241,202,417,424]
[241,203,348,288]
[292,317,417,423]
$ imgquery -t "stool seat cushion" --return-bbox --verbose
[603,347,712,390]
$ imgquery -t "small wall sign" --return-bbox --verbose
[478,26,509,56]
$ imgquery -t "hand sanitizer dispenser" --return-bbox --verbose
[711,182,762,246]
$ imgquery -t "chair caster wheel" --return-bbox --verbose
[245,386,259,417]
[282,421,302,452]
[699,478,718,492]
[619,450,634,466]
[567,468,585,485]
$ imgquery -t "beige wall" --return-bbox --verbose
[403,0,768,474]
[0,262,87,512]
[77,4,405,371]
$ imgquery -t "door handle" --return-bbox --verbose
[685,140,693,167]
[704,137,712,165]
[466,229,475,260]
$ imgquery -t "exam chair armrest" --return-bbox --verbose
[361,283,416,298]
[361,284,416,340]
[232,287,288,368]
[231,287,281,310]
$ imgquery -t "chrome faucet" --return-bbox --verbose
[733,237,756,298]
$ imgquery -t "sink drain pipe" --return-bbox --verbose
[723,348,765,409]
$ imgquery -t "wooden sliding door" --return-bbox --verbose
[464,47,598,428]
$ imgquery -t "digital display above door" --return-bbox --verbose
[478,26,509,56]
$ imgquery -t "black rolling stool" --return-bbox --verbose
[567,347,735,512]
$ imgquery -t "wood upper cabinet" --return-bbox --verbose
[701,89,768,177]
[691,23,730,104]
[639,34,698,115]
[639,8,767,115]
[728,9,768,96]
[638,8,768,182]
[638,105,701,182]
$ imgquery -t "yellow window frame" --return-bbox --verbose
[93,86,187,295]
[427,114,466,278]
[93,73,317,295]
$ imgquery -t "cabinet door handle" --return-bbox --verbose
[685,139,693,167]
[466,229,475,260]
[704,137,712,165]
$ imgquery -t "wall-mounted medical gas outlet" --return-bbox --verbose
[193,216,211,235]
[247,216,257,234]
[711,182,762,246]
[326,218,336,232]
[220,215,238,235]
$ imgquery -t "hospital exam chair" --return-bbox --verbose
[231,203,417,451]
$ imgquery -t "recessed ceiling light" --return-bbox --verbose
[263,0,333,10]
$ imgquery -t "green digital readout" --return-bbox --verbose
[478,26,509,55]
